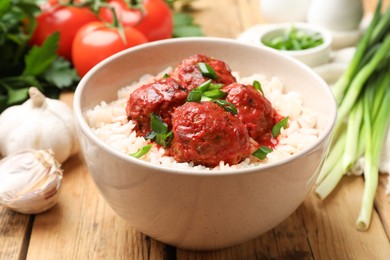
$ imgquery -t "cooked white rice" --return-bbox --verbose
[86,67,319,171]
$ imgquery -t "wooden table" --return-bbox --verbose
[1,0,390,259]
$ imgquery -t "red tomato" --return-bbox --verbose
[30,5,99,60]
[72,21,148,77]
[99,0,173,41]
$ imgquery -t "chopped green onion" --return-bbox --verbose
[197,62,218,79]
[197,79,212,92]
[163,132,173,148]
[148,113,173,148]
[202,89,227,99]
[130,144,152,158]
[262,26,324,51]
[253,80,264,94]
[209,83,224,90]
[145,131,156,140]
[151,113,168,134]
[272,117,289,137]
[252,146,273,160]
[262,27,324,51]
[163,73,170,78]
[187,79,212,102]
[200,96,212,102]
[212,100,237,115]
[186,89,203,102]
[156,131,174,148]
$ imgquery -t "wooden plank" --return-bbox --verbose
[190,0,264,38]
[191,0,242,38]
[177,209,313,260]
[236,0,266,28]
[375,176,390,239]
[0,207,32,260]
[303,176,390,259]
[177,177,390,259]
[25,152,174,259]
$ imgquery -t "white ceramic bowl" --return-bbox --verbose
[73,37,336,250]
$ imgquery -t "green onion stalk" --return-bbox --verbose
[315,0,390,230]
[316,64,390,227]
[332,0,384,102]
[333,34,390,136]
[356,68,390,231]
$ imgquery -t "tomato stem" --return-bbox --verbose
[124,0,146,19]
[129,0,144,9]
[108,6,128,45]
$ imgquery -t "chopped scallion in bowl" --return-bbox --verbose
[258,23,332,67]
[262,26,324,51]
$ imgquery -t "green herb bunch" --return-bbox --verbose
[315,0,390,231]
[0,0,79,113]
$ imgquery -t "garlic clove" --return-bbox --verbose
[0,149,63,214]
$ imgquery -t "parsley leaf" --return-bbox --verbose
[4,86,29,105]
[0,0,11,18]
[172,12,203,38]
[23,32,59,77]
[43,57,80,89]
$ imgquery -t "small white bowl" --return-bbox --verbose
[240,23,333,67]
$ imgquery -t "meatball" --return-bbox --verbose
[170,54,236,91]
[126,77,187,136]
[168,102,252,167]
[223,83,277,145]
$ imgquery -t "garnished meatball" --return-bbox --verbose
[168,102,252,167]
[125,55,282,167]
[126,77,187,136]
[223,83,278,146]
[170,54,236,91]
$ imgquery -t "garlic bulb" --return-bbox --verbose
[0,150,63,214]
[0,87,79,163]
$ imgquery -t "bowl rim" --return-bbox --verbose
[74,37,337,176]
[257,22,333,56]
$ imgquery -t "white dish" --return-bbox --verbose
[238,23,332,68]
[73,37,336,250]
[237,23,358,85]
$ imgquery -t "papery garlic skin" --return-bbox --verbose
[0,150,63,214]
[0,87,79,163]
